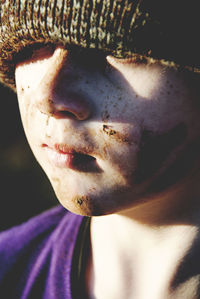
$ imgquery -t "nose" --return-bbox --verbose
[35,47,91,120]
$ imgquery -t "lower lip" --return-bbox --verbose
[44,146,99,172]
[45,147,74,168]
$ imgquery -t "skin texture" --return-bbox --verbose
[15,45,200,299]
[15,45,200,217]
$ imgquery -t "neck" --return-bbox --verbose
[87,179,200,299]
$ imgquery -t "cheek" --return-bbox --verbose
[16,96,30,140]
[149,137,200,193]
[16,73,34,132]
[18,95,37,142]
[135,123,188,183]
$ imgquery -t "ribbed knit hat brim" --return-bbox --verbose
[1,0,200,90]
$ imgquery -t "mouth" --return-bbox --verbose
[42,144,101,173]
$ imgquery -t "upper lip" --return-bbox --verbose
[42,143,95,157]
[54,143,76,154]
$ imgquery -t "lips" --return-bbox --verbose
[42,143,101,172]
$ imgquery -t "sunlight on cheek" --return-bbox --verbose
[15,47,67,93]
[124,66,163,99]
[107,56,163,99]
[15,60,50,91]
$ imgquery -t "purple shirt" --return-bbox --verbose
[0,205,86,299]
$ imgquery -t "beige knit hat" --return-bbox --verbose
[0,0,200,90]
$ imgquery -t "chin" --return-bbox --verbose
[55,187,140,217]
[57,195,110,217]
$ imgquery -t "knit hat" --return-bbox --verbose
[0,0,200,90]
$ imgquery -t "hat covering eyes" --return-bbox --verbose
[0,0,200,90]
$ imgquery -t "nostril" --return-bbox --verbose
[54,110,77,119]
[50,91,91,120]
[53,110,90,120]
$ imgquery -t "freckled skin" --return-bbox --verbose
[15,46,200,216]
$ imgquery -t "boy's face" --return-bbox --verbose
[15,45,200,216]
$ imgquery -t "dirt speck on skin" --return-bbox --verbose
[101,111,110,122]
[103,125,116,136]
[77,198,83,205]
[51,177,60,184]
[52,177,59,181]
[46,116,50,126]
[75,196,89,206]
[73,196,94,214]
[45,133,51,138]
[103,124,131,144]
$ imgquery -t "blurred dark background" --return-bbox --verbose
[0,83,57,231]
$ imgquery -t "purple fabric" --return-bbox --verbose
[0,205,84,299]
